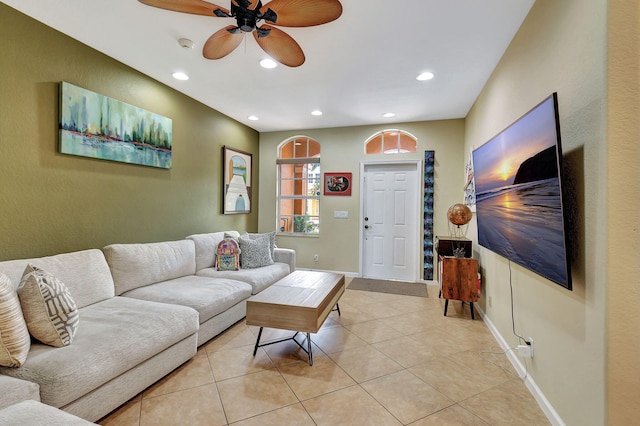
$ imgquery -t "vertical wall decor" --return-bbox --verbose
[423,150,435,280]
[59,81,172,169]
[223,146,252,214]
[464,150,476,211]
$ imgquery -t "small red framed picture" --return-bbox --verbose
[324,172,352,196]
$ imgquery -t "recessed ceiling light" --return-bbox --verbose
[248,115,259,121]
[259,58,277,69]
[416,71,435,81]
[172,71,189,81]
[382,112,396,118]
[311,110,323,116]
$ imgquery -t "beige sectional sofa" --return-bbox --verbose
[0,231,295,422]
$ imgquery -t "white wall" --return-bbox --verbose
[259,120,465,273]
[464,0,607,424]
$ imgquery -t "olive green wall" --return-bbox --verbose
[259,120,465,272]
[0,4,259,261]
[464,0,607,423]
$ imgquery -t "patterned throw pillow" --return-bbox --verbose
[239,233,274,269]
[18,265,79,347]
[243,231,276,260]
[216,238,241,271]
[0,273,30,367]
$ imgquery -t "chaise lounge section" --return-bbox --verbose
[0,249,199,421]
[0,230,295,422]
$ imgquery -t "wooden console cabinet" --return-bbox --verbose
[440,256,479,319]
[435,236,472,258]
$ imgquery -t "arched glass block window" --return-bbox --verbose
[277,136,321,235]
[365,130,417,154]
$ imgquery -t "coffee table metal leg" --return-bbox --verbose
[251,329,316,365]
[253,327,263,356]
[333,303,341,316]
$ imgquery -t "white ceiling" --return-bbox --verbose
[2,0,535,133]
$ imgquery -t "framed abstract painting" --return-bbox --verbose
[59,81,172,169]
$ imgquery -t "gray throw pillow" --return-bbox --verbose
[239,233,274,269]
[243,231,276,260]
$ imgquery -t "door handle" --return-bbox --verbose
[364,225,371,229]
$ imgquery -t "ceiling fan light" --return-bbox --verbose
[416,71,435,81]
[260,58,278,69]
[172,72,189,81]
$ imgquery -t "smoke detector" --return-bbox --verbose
[178,38,194,49]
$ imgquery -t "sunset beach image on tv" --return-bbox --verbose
[472,94,571,289]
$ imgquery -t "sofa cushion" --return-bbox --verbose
[0,274,30,367]
[0,249,115,309]
[0,400,96,425]
[18,265,79,347]
[0,375,40,409]
[186,232,226,271]
[196,262,290,294]
[0,297,199,408]
[121,275,252,324]
[103,240,196,295]
[239,233,274,269]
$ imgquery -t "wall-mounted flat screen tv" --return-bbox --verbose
[472,93,572,290]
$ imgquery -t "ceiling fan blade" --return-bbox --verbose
[260,0,342,27]
[203,26,244,59]
[138,0,229,17]
[253,25,305,67]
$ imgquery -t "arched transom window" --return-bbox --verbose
[277,136,321,235]
[365,129,417,154]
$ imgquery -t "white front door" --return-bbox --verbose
[361,161,420,281]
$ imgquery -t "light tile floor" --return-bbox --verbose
[98,282,549,425]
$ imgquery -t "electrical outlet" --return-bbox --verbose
[313,254,319,262]
[517,337,534,359]
[517,344,532,358]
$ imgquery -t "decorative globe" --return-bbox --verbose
[447,203,472,226]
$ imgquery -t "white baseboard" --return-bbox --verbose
[475,305,566,426]
[297,268,438,284]
[296,267,359,278]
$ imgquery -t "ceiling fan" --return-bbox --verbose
[138,0,343,67]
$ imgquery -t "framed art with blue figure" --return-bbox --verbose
[223,146,252,214]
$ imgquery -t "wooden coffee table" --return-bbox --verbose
[246,270,345,365]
